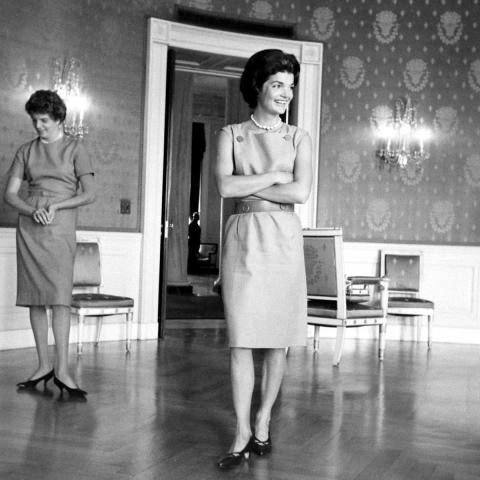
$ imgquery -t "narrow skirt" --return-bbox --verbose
[221,210,307,348]
[16,193,77,307]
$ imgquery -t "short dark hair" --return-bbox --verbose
[240,49,300,109]
[25,90,67,122]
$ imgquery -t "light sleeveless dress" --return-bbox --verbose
[220,121,308,348]
[7,135,94,307]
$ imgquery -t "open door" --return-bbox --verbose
[158,48,176,337]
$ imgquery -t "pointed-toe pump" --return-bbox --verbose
[17,369,54,389]
[251,433,272,456]
[217,437,253,470]
[53,376,87,397]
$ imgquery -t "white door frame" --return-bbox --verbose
[139,18,323,334]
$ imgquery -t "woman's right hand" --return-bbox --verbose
[275,171,294,185]
[32,208,51,225]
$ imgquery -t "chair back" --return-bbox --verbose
[381,251,422,294]
[303,229,346,313]
[198,243,217,257]
[73,242,101,287]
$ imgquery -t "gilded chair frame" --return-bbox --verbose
[304,228,389,366]
[380,249,433,348]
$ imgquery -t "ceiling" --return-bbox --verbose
[174,47,246,77]
[174,47,246,96]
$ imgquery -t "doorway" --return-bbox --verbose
[142,18,323,337]
[164,54,243,320]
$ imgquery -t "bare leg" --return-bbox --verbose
[51,305,77,388]
[28,306,52,379]
[255,348,287,441]
[229,347,255,452]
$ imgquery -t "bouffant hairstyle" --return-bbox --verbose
[240,49,300,109]
[25,90,67,122]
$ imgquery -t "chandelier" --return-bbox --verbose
[376,96,430,169]
[52,57,89,138]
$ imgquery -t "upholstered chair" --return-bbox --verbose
[71,242,134,354]
[381,251,434,349]
[304,228,389,366]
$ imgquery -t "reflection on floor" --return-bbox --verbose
[3,333,480,479]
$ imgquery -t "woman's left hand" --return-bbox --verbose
[46,204,57,223]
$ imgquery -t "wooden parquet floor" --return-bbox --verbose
[1,326,479,480]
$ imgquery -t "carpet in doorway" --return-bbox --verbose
[166,294,225,319]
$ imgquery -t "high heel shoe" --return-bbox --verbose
[251,433,272,456]
[17,369,54,389]
[53,376,87,397]
[217,437,253,469]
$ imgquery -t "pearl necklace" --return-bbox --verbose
[250,114,282,131]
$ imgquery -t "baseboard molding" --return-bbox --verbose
[137,321,159,340]
[307,322,480,345]
[2,321,477,351]
[0,321,160,352]
[0,329,37,351]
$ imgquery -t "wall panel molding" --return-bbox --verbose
[1,230,479,349]
[341,241,480,343]
[0,230,159,351]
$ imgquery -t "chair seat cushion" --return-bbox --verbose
[72,293,134,308]
[307,299,383,318]
[388,297,434,309]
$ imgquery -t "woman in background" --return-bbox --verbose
[215,49,312,468]
[4,90,95,398]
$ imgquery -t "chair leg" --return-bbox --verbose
[427,312,433,350]
[332,326,346,366]
[77,315,84,355]
[126,312,132,353]
[95,318,103,346]
[416,316,422,343]
[378,323,386,361]
[313,326,320,352]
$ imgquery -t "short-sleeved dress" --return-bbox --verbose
[7,135,94,307]
[220,121,308,348]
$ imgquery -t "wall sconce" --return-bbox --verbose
[52,57,89,138]
[376,96,431,169]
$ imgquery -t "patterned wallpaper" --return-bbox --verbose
[0,0,479,243]
[311,0,480,244]
[0,0,162,231]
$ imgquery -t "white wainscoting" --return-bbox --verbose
[309,241,480,345]
[1,230,479,350]
[0,229,159,351]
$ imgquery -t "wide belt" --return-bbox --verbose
[28,190,58,198]
[234,200,294,214]
[28,189,71,199]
